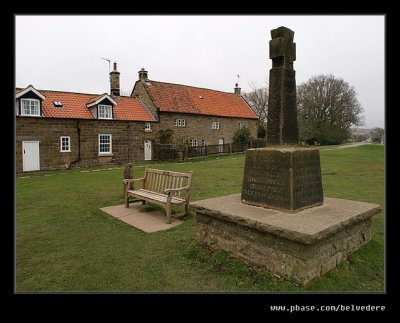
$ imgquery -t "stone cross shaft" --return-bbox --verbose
[267,26,299,146]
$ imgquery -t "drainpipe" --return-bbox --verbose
[156,107,161,123]
[69,119,81,166]
[127,124,130,163]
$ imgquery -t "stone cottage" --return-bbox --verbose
[16,63,258,172]
[131,68,258,148]
[15,63,155,172]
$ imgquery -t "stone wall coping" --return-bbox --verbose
[191,194,381,244]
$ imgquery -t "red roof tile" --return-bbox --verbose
[16,88,154,122]
[144,81,257,119]
[112,96,155,121]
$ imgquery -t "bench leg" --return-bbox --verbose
[125,194,129,208]
[166,205,172,224]
[185,201,189,215]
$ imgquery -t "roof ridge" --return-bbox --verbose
[23,88,106,97]
[148,80,238,95]
[17,87,145,100]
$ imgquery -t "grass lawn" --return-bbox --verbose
[15,144,384,291]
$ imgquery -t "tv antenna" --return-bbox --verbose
[101,57,112,73]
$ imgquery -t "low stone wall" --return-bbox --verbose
[197,214,372,285]
[193,195,379,286]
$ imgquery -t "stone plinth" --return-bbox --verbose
[192,194,380,286]
[241,148,323,212]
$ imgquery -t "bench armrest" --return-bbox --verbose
[123,177,144,185]
[164,186,191,194]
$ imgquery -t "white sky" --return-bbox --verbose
[15,15,385,128]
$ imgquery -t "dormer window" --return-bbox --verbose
[21,99,40,116]
[16,85,45,117]
[98,104,112,119]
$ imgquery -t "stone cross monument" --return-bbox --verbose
[267,27,298,145]
[192,26,381,285]
[241,26,324,212]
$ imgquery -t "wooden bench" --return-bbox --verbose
[123,168,193,224]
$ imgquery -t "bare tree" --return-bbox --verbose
[297,74,364,144]
[242,81,269,124]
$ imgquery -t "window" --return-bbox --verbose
[60,136,71,152]
[175,118,186,127]
[98,134,112,155]
[211,121,220,130]
[189,139,198,147]
[53,101,63,108]
[21,99,40,116]
[238,122,245,129]
[201,139,206,146]
[145,122,151,131]
[98,105,112,119]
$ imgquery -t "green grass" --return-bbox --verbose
[16,145,384,291]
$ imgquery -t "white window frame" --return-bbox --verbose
[201,139,206,146]
[238,122,245,129]
[98,104,113,120]
[98,134,112,155]
[60,136,71,152]
[145,122,151,132]
[175,118,186,127]
[189,139,198,147]
[211,121,220,130]
[21,98,40,117]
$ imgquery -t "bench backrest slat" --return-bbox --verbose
[143,168,193,197]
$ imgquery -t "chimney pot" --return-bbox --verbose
[139,68,149,81]
[234,83,241,95]
[113,62,117,71]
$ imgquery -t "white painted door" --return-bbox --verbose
[218,138,224,154]
[144,140,152,161]
[22,141,40,172]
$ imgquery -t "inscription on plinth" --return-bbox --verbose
[241,148,323,211]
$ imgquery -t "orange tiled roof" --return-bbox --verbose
[144,81,257,119]
[16,88,155,122]
[112,96,155,121]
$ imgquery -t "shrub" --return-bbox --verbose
[233,126,251,144]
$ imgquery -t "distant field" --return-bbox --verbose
[16,145,384,291]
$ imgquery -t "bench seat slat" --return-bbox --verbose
[127,189,185,204]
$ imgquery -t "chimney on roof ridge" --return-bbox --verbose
[234,83,241,95]
[139,67,148,81]
[110,61,120,96]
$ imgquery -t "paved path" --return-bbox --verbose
[337,142,371,149]
[321,142,371,151]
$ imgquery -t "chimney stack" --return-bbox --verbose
[234,83,241,95]
[138,67,148,81]
[110,62,120,96]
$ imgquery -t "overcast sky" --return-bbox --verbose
[15,15,385,129]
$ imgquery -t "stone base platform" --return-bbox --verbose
[191,194,381,285]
